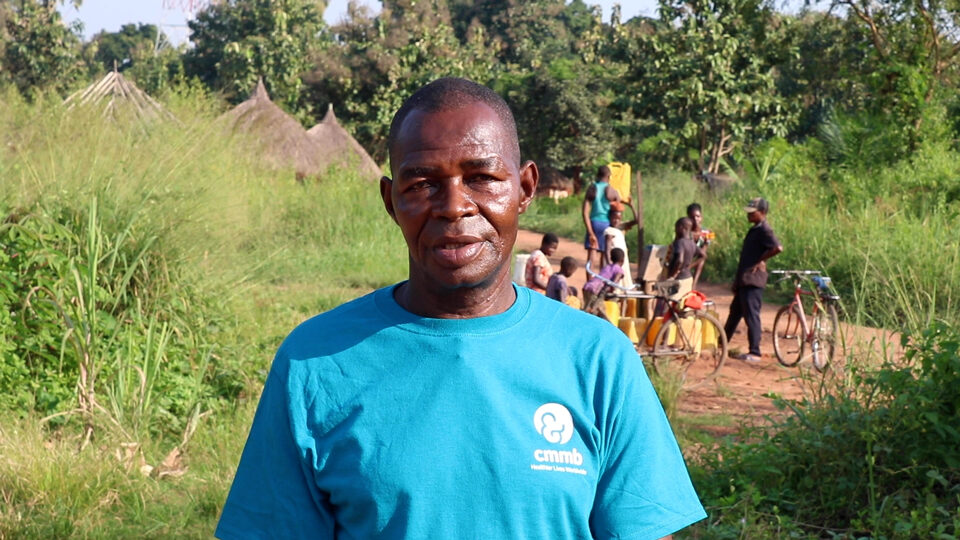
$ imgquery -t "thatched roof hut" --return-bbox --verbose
[64,69,176,123]
[220,79,328,179]
[307,105,381,181]
[536,166,575,197]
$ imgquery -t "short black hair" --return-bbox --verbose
[541,232,559,247]
[387,78,520,165]
[686,203,701,215]
[560,256,579,275]
[610,248,624,264]
[675,217,692,232]
[597,165,611,180]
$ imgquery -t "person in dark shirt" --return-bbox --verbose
[666,217,701,300]
[546,256,579,304]
[723,197,783,363]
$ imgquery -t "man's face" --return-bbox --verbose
[747,210,763,224]
[381,102,537,291]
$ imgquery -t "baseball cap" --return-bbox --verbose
[744,197,769,213]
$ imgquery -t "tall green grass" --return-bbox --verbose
[0,89,406,537]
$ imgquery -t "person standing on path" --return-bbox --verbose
[687,203,712,287]
[604,201,637,288]
[724,197,783,363]
[216,77,705,539]
[665,217,700,301]
[582,165,620,275]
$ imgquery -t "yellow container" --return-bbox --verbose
[625,298,638,318]
[701,317,718,349]
[678,318,703,355]
[618,317,641,343]
[604,301,620,327]
[646,318,676,346]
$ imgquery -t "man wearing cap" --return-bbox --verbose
[724,197,783,363]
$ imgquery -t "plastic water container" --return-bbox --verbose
[647,318,675,346]
[512,253,530,285]
[678,318,703,355]
[604,301,621,327]
[618,317,641,343]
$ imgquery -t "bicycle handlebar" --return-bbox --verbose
[770,270,822,276]
[584,262,679,299]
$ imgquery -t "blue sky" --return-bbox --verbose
[62,1,656,46]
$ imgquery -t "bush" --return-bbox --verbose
[690,322,960,538]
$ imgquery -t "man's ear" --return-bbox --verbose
[518,160,539,214]
[380,176,398,223]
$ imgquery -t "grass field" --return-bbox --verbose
[2,90,958,538]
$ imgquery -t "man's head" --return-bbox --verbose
[380,78,538,295]
[540,232,559,256]
[387,78,520,170]
[744,197,769,224]
[609,248,625,265]
[560,256,579,277]
[597,165,611,181]
[675,217,692,237]
[686,203,702,229]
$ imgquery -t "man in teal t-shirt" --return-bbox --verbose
[216,78,705,539]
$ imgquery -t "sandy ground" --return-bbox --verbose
[515,229,902,435]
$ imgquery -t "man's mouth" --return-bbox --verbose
[432,237,485,267]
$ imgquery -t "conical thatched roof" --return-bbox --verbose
[220,79,328,179]
[64,69,176,123]
[307,105,381,181]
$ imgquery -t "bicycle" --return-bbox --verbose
[770,270,841,372]
[584,263,728,389]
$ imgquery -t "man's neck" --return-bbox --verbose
[395,272,517,319]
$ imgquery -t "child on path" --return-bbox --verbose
[583,248,626,309]
[687,203,713,287]
[546,256,579,305]
[525,232,558,293]
[666,217,702,300]
[603,201,637,288]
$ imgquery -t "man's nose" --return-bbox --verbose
[432,179,477,220]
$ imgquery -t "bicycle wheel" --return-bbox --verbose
[811,303,840,372]
[651,311,727,390]
[773,304,804,367]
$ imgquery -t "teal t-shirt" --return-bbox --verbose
[589,180,612,222]
[216,285,705,539]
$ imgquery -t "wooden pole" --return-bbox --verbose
[634,169,644,283]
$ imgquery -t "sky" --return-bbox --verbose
[61,1,657,46]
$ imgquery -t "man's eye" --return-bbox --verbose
[469,174,498,183]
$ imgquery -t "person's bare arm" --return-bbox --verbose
[582,184,598,248]
[533,265,550,290]
[750,244,784,273]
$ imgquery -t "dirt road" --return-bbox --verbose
[515,229,899,434]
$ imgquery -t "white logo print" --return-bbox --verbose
[533,403,574,444]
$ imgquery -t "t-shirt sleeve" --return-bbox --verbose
[215,352,336,539]
[762,225,781,251]
[590,342,706,539]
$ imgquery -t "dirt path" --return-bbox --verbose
[515,229,901,435]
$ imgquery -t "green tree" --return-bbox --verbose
[632,0,797,173]
[82,23,183,95]
[821,0,960,152]
[184,0,326,119]
[307,0,497,162]
[1,0,83,97]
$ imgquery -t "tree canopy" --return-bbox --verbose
[1,0,957,176]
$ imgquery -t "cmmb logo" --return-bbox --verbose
[533,403,574,444]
